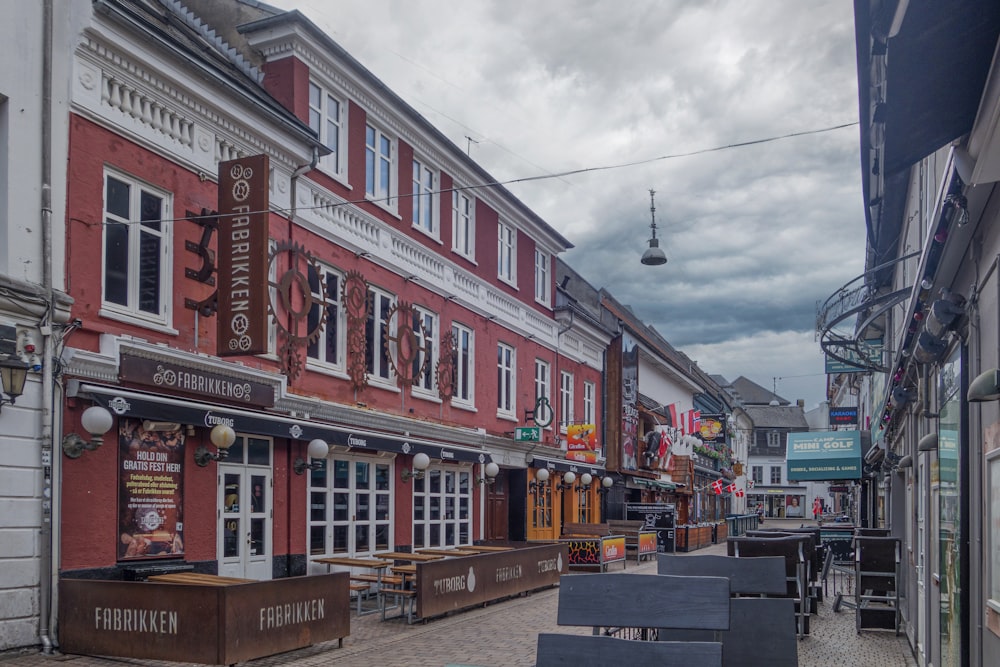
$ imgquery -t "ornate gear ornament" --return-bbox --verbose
[267,240,327,380]
[341,270,370,392]
[436,330,457,400]
[384,300,431,387]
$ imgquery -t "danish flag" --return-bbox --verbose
[711,479,724,494]
[725,483,737,494]
[735,488,745,497]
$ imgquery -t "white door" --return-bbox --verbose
[217,434,273,580]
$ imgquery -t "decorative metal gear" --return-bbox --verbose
[436,330,457,400]
[342,270,370,392]
[267,240,326,380]
[384,300,431,387]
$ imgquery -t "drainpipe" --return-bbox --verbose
[289,147,320,222]
[39,0,56,654]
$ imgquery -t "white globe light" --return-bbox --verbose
[602,476,614,488]
[535,468,550,482]
[307,438,330,460]
[485,461,500,478]
[563,471,576,485]
[81,405,114,437]
[413,452,431,470]
[210,423,236,450]
[580,473,593,486]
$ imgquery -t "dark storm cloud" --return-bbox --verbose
[271,0,863,409]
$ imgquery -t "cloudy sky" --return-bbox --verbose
[267,0,865,410]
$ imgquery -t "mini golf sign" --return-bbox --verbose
[786,430,862,481]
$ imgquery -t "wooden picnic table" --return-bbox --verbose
[314,556,394,616]
[375,551,444,562]
[415,548,480,557]
[462,545,515,553]
[147,572,255,585]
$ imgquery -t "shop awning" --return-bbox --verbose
[626,477,679,492]
[786,430,862,481]
[71,382,492,464]
[528,454,604,475]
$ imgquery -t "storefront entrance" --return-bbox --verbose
[217,435,272,580]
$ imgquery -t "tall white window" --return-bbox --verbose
[411,158,436,236]
[752,466,764,484]
[365,123,394,206]
[534,248,550,304]
[770,466,782,485]
[412,306,438,395]
[452,323,474,406]
[307,263,343,369]
[308,81,345,177]
[412,466,472,548]
[497,221,515,283]
[583,381,595,425]
[560,371,575,426]
[535,359,552,426]
[366,288,395,382]
[452,190,474,259]
[102,170,171,326]
[308,455,391,557]
[497,342,516,417]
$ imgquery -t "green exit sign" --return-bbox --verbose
[515,427,540,442]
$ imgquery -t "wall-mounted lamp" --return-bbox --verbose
[917,432,938,452]
[400,452,430,483]
[62,405,114,458]
[528,467,550,492]
[0,354,29,414]
[557,471,577,491]
[596,475,614,495]
[640,189,667,266]
[896,455,913,470]
[194,424,237,466]
[890,386,916,409]
[576,472,593,490]
[480,461,500,485]
[294,438,330,475]
[968,368,1000,402]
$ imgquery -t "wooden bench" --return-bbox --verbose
[381,587,418,624]
[537,572,727,667]
[561,522,610,537]
[608,519,658,562]
[658,555,798,667]
[350,573,404,586]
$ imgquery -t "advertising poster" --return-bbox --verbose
[566,423,597,451]
[117,419,185,559]
[785,495,804,518]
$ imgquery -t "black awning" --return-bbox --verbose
[77,383,492,464]
[528,454,604,475]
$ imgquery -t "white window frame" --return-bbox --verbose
[411,465,473,549]
[365,122,396,211]
[411,305,439,398]
[308,80,347,180]
[306,262,344,371]
[583,381,595,425]
[451,322,474,408]
[497,221,516,285]
[411,157,438,239]
[770,466,782,485]
[560,371,575,428]
[751,465,764,484]
[100,169,172,329]
[535,359,552,428]
[534,248,550,305]
[452,189,475,260]
[767,431,781,447]
[307,454,392,560]
[987,446,1000,613]
[497,342,516,418]
[366,287,396,385]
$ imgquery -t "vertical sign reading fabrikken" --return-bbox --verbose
[217,155,270,357]
[118,419,185,559]
[621,333,639,472]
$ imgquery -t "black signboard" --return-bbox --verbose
[830,407,858,425]
[625,503,676,553]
